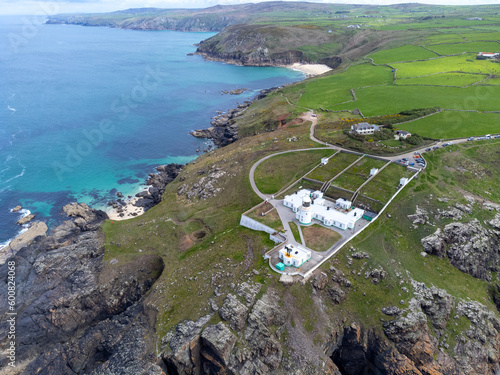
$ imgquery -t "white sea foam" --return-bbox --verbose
[0,209,31,251]
[3,165,25,184]
[7,105,16,112]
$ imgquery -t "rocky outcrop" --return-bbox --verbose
[190,87,278,147]
[421,219,500,280]
[133,163,183,210]
[0,207,164,374]
[195,24,338,67]
[407,205,429,225]
[177,166,227,201]
[219,294,249,331]
[63,202,109,231]
[162,288,288,374]
[16,213,35,225]
[0,221,48,264]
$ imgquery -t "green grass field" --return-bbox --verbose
[329,84,500,116]
[462,31,500,41]
[482,76,500,85]
[396,72,488,87]
[297,63,393,109]
[255,149,333,194]
[289,221,302,243]
[306,151,360,182]
[368,45,438,64]
[393,54,500,78]
[333,157,387,192]
[398,111,500,139]
[360,163,414,203]
[419,33,466,45]
[427,41,500,55]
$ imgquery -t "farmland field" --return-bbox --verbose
[482,76,500,85]
[427,41,500,55]
[297,63,393,109]
[332,157,387,192]
[398,111,500,139]
[307,152,360,183]
[461,32,500,41]
[395,72,488,87]
[393,54,500,78]
[419,33,466,45]
[368,45,438,64]
[360,163,414,203]
[328,85,500,116]
[255,149,334,194]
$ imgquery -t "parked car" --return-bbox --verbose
[495,135,500,139]
[402,158,408,162]
[409,162,415,166]
[433,146,440,150]
[425,148,431,152]
[468,137,475,141]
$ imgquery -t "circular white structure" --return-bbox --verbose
[298,195,312,224]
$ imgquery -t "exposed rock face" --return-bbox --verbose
[407,205,429,225]
[162,289,287,374]
[195,24,341,68]
[219,294,249,331]
[134,163,184,210]
[0,221,48,264]
[16,213,35,225]
[190,88,277,147]
[421,219,500,280]
[0,210,164,374]
[63,202,109,231]
[177,166,227,201]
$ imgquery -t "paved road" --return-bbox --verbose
[306,109,470,163]
[249,110,473,277]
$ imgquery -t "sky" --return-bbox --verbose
[1,0,499,16]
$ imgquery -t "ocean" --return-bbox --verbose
[0,16,304,246]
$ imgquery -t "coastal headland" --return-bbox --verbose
[2,3,500,374]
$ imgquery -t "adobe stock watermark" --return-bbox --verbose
[52,65,169,182]
[7,1,63,54]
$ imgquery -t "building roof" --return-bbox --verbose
[352,122,380,132]
[363,211,377,219]
[396,130,411,135]
[284,189,363,225]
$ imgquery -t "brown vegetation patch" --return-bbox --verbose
[302,224,342,252]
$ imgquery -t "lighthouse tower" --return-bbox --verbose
[297,195,312,225]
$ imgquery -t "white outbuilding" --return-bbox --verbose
[321,157,329,165]
[279,244,311,267]
[370,168,379,176]
[400,177,409,186]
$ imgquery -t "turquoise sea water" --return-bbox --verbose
[0,16,304,245]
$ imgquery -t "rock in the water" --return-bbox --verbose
[12,205,22,212]
[17,213,35,225]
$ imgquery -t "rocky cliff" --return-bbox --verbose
[159,269,500,374]
[195,24,341,67]
[0,204,165,374]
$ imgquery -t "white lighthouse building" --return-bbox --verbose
[297,195,313,225]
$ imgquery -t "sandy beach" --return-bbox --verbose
[106,197,146,221]
[287,63,332,77]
